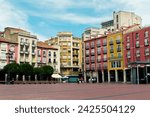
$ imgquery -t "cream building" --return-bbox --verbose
[3,27,38,66]
[113,11,142,29]
[46,32,82,76]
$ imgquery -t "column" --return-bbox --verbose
[137,65,139,84]
[115,70,118,82]
[123,70,126,83]
[108,70,110,83]
[102,70,105,82]
[96,72,99,83]
[23,75,25,82]
[5,74,7,84]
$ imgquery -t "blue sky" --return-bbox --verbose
[0,0,150,40]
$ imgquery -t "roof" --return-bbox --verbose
[37,41,58,50]
[0,37,18,44]
[5,27,26,32]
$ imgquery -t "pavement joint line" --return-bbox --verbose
[83,90,150,100]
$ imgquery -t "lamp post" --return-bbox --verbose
[6,50,13,84]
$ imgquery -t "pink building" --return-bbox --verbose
[84,35,108,83]
[124,26,150,84]
[0,38,18,69]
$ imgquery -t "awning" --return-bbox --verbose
[52,74,62,78]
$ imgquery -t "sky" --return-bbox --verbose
[0,0,150,41]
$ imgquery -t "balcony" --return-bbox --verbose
[127,55,131,58]
[97,51,101,55]
[20,41,25,46]
[86,60,89,64]
[73,52,78,55]
[32,52,35,56]
[126,45,130,50]
[103,42,107,46]
[73,58,78,62]
[103,50,107,54]
[91,52,95,56]
[145,52,149,56]
[117,48,121,52]
[32,43,36,47]
[110,49,114,53]
[91,60,95,63]
[116,39,121,44]
[136,53,140,57]
[20,50,25,54]
[85,45,89,49]
[25,51,29,55]
[103,58,107,62]
[86,53,89,56]
[25,42,30,46]
[109,41,113,45]
[97,43,101,47]
[97,58,101,62]
[144,40,149,46]
[91,44,95,48]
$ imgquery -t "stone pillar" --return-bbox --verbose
[16,75,19,81]
[23,75,25,82]
[96,72,99,83]
[102,70,105,82]
[108,70,110,83]
[35,74,37,81]
[123,70,126,83]
[5,74,7,84]
[29,76,31,81]
[115,70,118,82]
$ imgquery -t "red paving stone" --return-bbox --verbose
[0,83,150,100]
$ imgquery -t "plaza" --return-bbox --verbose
[0,83,150,100]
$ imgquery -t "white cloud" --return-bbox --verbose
[0,0,29,31]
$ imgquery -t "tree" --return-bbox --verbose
[3,62,20,81]
[41,65,54,80]
[20,63,33,80]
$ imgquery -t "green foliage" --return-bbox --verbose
[33,67,42,75]
[3,62,20,75]
[20,63,33,76]
[41,65,54,76]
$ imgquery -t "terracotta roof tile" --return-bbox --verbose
[37,41,57,50]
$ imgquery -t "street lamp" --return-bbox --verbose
[6,50,13,84]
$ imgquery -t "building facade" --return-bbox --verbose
[124,26,150,84]
[107,31,125,82]
[37,41,60,73]
[3,27,38,67]
[45,32,82,76]
[113,11,142,29]
[84,35,108,83]
[0,38,18,69]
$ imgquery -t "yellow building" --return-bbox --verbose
[107,31,124,82]
[45,32,82,76]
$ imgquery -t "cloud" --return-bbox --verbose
[0,0,29,31]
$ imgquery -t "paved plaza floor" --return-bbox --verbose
[0,83,150,100]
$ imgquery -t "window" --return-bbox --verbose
[97,48,101,55]
[144,39,149,46]
[127,36,130,42]
[117,45,121,52]
[86,57,89,63]
[97,56,101,62]
[109,39,113,45]
[86,50,89,56]
[91,42,95,48]
[116,15,119,22]
[127,43,130,49]
[145,31,149,38]
[49,59,51,63]
[43,51,46,57]
[127,51,131,58]
[91,49,95,55]
[103,39,107,46]
[103,55,107,61]
[49,51,51,56]
[91,56,95,63]
[145,48,149,56]
[136,50,140,57]
[111,54,114,59]
[136,33,139,40]
[54,52,56,57]
[97,40,101,47]
[136,41,140,47]
[118,53,122,58]
[110,45,114,53]
[103,47,107,54]
[85,43,89,49]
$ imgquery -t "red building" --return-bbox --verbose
[84,35,108,83]
[124,26,150,84]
